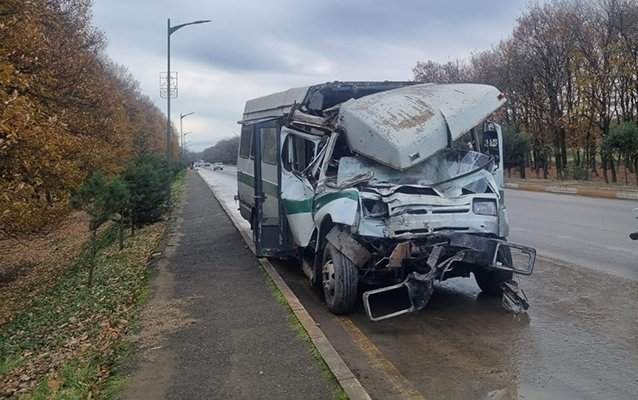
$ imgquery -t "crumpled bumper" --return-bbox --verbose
[362,234,536,321]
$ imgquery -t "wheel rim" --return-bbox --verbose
[322,259,336,298]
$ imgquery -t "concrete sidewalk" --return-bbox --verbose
[122,172,341,399]
[505,178,638,200]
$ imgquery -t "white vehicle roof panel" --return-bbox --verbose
[242,86,310,122]
[338,83,506,170]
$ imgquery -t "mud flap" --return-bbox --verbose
[502,280,529,314]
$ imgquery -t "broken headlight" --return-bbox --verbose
[472,198,497,216]
[362,198,388,218]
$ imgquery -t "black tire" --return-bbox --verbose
[474,245,513,296]
[310,258,323,290]
[321,243,358,314]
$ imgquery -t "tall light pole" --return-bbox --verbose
[180,112,194,159]
[182,131,192,159]
[166,18,210,205]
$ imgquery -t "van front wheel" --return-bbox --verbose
[322,243,358,314]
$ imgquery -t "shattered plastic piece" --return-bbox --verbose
[502,280,529,314]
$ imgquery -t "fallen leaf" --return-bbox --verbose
[47,379,60,391]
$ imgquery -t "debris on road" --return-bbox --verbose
[502,280,529,314]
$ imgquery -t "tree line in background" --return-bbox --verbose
[413,0,638,184]
[1,0,180,238]
[189,136,239,165]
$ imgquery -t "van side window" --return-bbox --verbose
[239,125,252,159]
[283,135,316,173]
[261,127,277,164]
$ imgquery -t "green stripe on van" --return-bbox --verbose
[314,190,359,211]
[238,171,278,197]
[283,199,313,215]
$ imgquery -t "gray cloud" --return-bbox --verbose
[91,0,536,151]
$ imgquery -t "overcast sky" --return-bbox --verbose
[91,0,532,152]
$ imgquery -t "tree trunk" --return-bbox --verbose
[602,151,609,184]
[560,127,568,180]
[519,158,526,179]
[554,149,562,180]
[543,157,549,180]
[610,154,617,184]
[624,164,628,185]
[591,142,598,177]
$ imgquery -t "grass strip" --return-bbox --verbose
[0,173,186,399]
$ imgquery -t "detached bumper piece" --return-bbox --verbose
[361,235,537,321]
[449,234,536,276]
[362,272,434,322]
[491,241,536,275]
[363,246,451,322]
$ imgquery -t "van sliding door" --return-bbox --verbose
[253,119,286,257]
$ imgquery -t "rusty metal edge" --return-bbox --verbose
[199,173,372,400]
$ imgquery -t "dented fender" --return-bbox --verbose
[313,189,359,228]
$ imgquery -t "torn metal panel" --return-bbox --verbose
[388,242,411,268]
[502,280,529,314]
[362,245,450,322]
[325,226,371,268]
[338,84,506,171]
[336,149,499,198]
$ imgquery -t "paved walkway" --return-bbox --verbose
[122,171,338,399]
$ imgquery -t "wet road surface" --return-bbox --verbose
[202,168,638,399]
[271,255,638,399]
[506,189,638,281]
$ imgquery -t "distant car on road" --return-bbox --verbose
[213,163,223,171]
[204,162,211,167]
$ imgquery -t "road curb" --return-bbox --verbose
[505,181,638,200]
[198,173,372,400]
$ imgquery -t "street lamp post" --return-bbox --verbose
[180,112,194,159]
[166,18,210,205]
[182,131,192,159]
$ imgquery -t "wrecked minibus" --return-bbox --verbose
[237,82,536,321]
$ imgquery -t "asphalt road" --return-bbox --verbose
[505,189,638,281]
[201,167,638,399]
